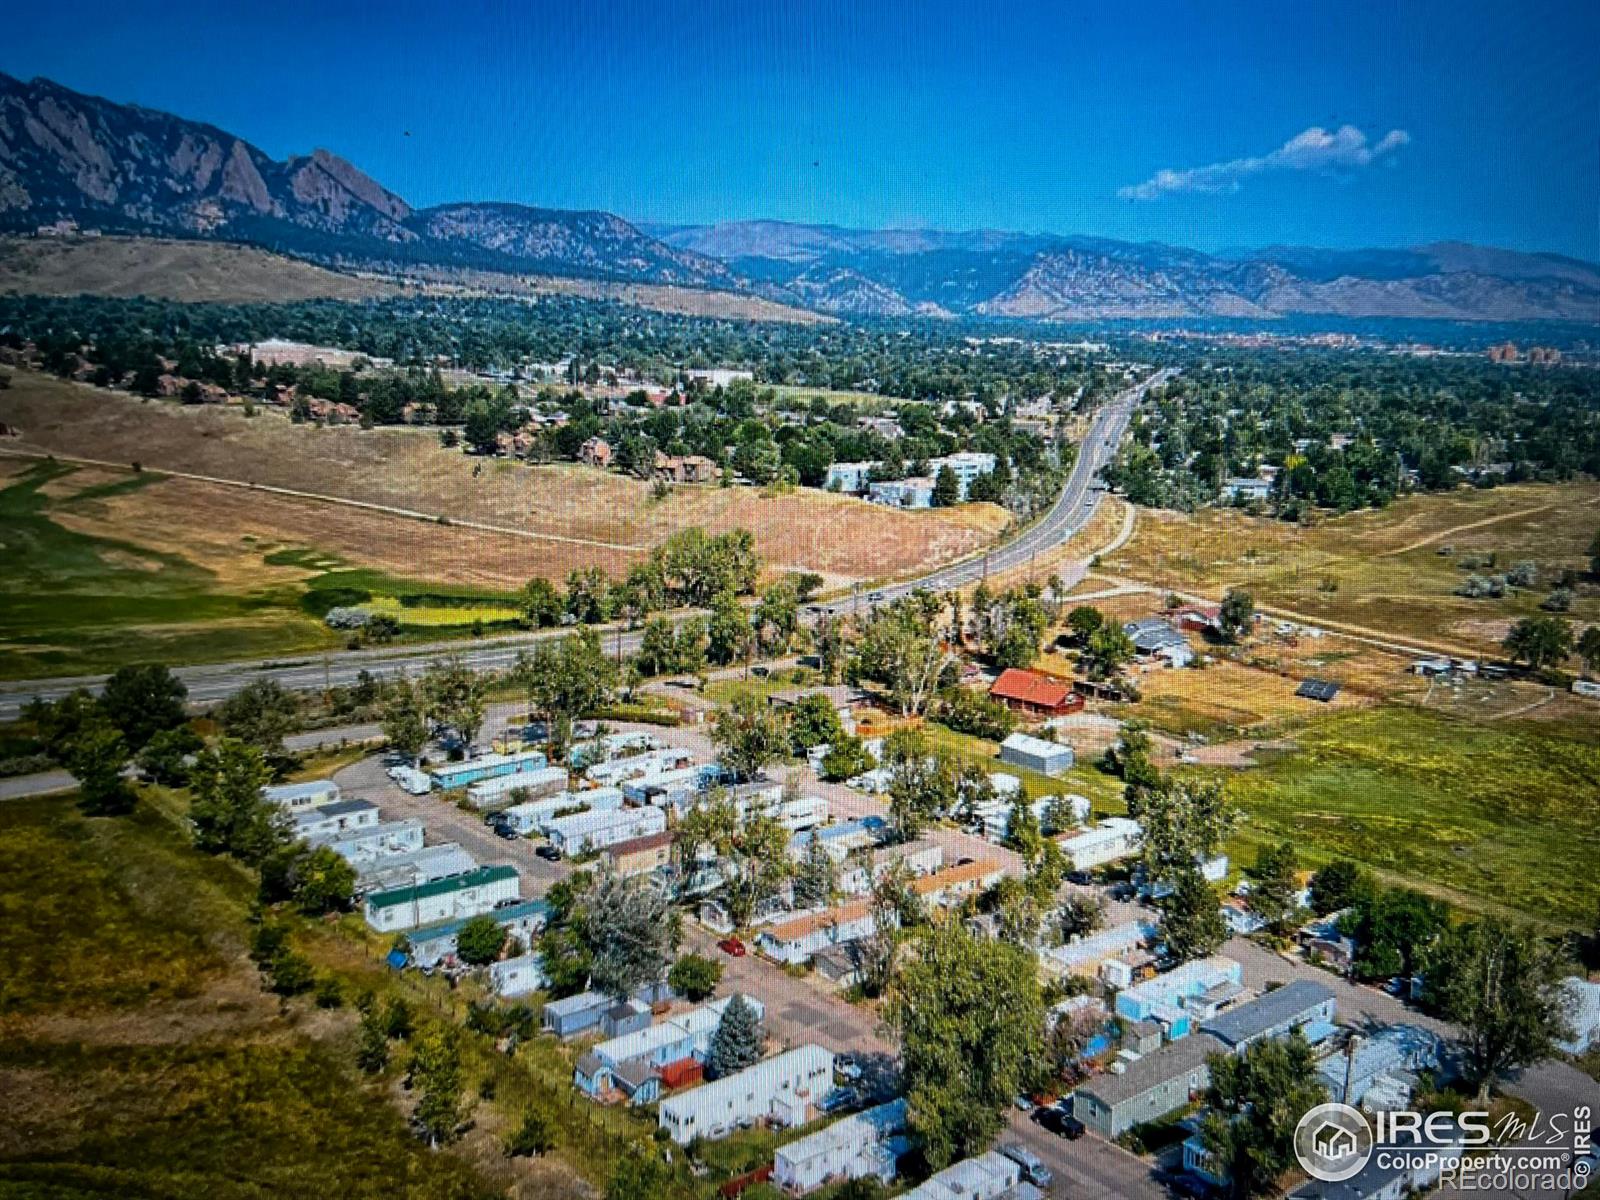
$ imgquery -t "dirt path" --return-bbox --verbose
[1377,503,1555,557]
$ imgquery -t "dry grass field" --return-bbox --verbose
[1099,483,1600,654]
[0,371,1004,584]
[0,236,404,303]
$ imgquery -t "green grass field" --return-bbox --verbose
[0,464,527,678]
[1214,706,1600,927]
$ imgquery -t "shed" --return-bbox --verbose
[998,732,1074,776]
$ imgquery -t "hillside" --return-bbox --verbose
[0,235,404,302]
[2,71,1597,324]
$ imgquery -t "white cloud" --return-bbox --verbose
[1118,124,1410,200]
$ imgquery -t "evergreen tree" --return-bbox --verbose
[1160,865,1228,963]
[706,993,765,1079]
[98,663,187,751]
[932,465,960,507]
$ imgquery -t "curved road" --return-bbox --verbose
[0,371,1164,720]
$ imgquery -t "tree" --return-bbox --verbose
[1103,720,1161,811]
[605,1144,676,1200]
[65,719,135,816]
[711,692,788,781]
[1580,625,1600,675]
[505,1106,557,1158]
[792,835,839,910]
[420,657,487,750]
[1590,528,1600,578]
[932,464,960,507]
[137,723,203,787]
[356,998,391,1074]
[886,920,1044,1169]
[666,953,723,1001]
[706,589,753,666]
[674,792,790,928]
[408,1026,465,1146]
[1345,887,1448,981]
[1066,604,1105,642]
[98,664,187,751]
[1247,841,1302,936]
[380,678,429,764]
[934,686,1016,741]
[516,629,616,755]
[189,740,286,865]
[851,594,958,717]
[1307,860,1374,916]
[565,566,613,624]
[1200,1033,1327,1200]
[1059,892,1107,941]
[578,871,679,998]
[882,731,957,842]
[456,913,509,966]
[1424,918,1573,1102]
[281,844,357,915]
[820,735,873,782]
[856,859,917,998]
[635,616,681,677]
[1503,615,1574,672]
[518,576,563,628]
[1160,865,1228,963]
[706,993,765,1079]
[753,579,800,652]
[1081,623,1136,682]
[217,679,299,756]
[788,692,845,754]
[977,589,1049,669]
[1218,588,1255,643]
[1139,777,1238,883]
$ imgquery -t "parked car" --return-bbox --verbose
[535,844,561,861]
[717,937,747,957]
[1013,1094,1036,1113]
[817,1087,859,1114]
[997,1143,1053,1189]
[1034,1106,1084,1139]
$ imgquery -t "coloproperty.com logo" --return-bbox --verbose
[1294,1102,1595,1190]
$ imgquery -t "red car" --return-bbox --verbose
[717,937,747,957]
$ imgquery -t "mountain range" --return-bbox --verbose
[3,72,1597,324]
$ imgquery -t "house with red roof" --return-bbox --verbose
[987,668,1084,716]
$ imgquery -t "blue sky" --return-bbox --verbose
[5,0,1597,259]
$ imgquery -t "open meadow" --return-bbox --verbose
[1207,705,1600,928]
[1098,483,1600,655]
[0,371,1005,586]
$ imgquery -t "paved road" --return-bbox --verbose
[813,369,1172,617]
[0,371,1165,721]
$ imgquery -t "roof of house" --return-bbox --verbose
[406,898,550,947]
[1201,980,1336,1046]
[989,668,1075,708]
[1124,619,1190,651]
[366,864,518,911]
[911,859,1003,897]
[760,900,876,944]
[1000,731,1072,758]
[604,830,676,857]
[1077,1033,1224,1107]
[263,780,337,801]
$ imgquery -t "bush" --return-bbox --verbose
[314,976,344,1009]
[934,686,1017,741]
[504,1107,556,1158]
[667,953,723,1001]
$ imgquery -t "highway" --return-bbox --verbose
[0,370,1163,721]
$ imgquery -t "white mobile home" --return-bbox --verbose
[1059,817,1143,872]
[428,748,549,792]
[756,901,885,966]
[489,953,549,998]
[318,817,426,861]
[900,1151,1021,1200]
[406,898,550,969]
[773,1098,908,1193]
[497,787,624,835]
[293,799,380,842]
[263,779,340,812]
[586,747,695,786]
[544,805,667,856]
[657,1044,835,1144]
[467,765,568,808]
[363,864,520,933]
[353,843,477,894]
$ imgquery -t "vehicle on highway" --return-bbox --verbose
[997,1143,1053,1189]
[717,937,746,957]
